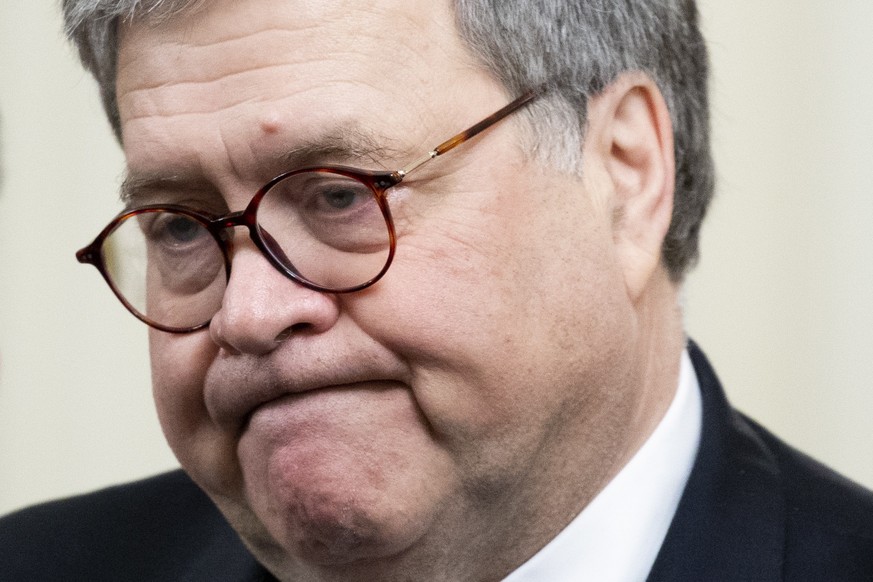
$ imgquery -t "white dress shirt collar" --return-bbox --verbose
[502,349,703,582]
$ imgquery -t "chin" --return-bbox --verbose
[286,496,415,564]
[227,493,430,582]
[237,462,433,570]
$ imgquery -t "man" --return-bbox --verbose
[1,0,872,580]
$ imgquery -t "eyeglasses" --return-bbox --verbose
[76,87,544,333]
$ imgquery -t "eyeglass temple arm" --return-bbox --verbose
[394,85,544,180]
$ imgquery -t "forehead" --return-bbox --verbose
[114,0,493,188]
[118,0,449,94]
[117,0,464,86]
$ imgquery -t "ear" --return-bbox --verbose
[585,73,676,301]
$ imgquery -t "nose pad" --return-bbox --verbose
[208,242,340,356]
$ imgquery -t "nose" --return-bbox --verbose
[208,239,341,355]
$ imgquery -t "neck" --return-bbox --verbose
[617,268,686,473]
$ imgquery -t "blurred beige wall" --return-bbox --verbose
[687,1,873,489]
[0,3,175,513]
[1,1,871,515]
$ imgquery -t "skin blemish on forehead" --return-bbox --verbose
[260,114,282,135]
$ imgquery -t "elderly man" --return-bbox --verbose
[2,0,873,580]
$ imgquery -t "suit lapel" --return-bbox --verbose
[647,341,785,581]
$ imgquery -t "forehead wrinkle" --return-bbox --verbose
[117,16,410,98]
[120,61,297,106]
[118,61,346,126]
[119,42,357,97]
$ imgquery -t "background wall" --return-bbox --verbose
[1,2,872,515]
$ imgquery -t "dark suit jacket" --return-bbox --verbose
[2,342,873,581]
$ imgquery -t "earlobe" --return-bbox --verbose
[587,73,676,301]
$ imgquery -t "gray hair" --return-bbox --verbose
[63,0,713,280]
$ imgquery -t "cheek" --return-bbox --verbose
[149,330,210,432]
[374,168,624,352]
[348,173,631,445]
[149,331,242,491]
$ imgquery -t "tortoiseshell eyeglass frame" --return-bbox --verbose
[76,85,546,333]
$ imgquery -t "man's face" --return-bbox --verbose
[117,0,642,577]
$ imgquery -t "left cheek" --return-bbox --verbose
[348,243,532,432]
[356,210,621,423]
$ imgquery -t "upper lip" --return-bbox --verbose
[203,347,409,433]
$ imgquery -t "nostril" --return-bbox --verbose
[274,323,313,344]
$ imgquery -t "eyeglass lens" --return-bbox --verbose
[97,170,393,331]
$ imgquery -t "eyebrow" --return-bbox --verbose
[120,123,407,207]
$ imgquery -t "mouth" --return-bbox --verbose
[240,380,407,435]
[204,353,410,434]
[202,338,413,437]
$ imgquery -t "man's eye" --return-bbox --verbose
[164,216,204,242]
[144,213,209,247]
[312,184,369,212]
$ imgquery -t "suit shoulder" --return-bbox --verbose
[0,470,259,582]
[0,470,216,541]
[743,415,873,578]
[743,415,873,533]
